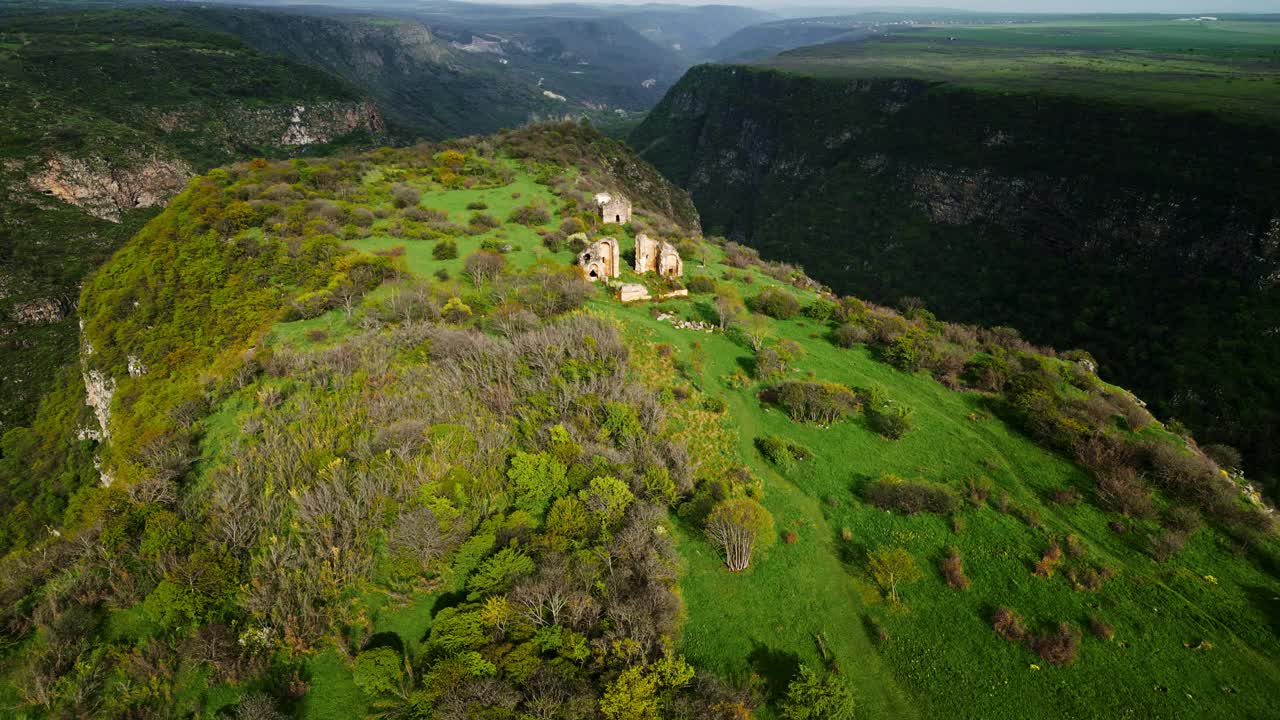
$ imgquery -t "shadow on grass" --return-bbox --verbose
[748,640,801,703]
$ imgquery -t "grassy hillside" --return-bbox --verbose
[759,16,1280,122]
[632,61,1280,509]
[0,123,1275,718]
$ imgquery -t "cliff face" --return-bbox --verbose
[633,65,1280,486]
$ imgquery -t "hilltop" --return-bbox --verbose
[0,123,1275,719]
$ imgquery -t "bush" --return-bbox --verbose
[863,475,958,515]
[1147,529,1189,562]
[1049,486,1081,505]
[1202,444,1243,472]
[992,607,1026,641]
[1028,622,1081,666]
[468,212,501,231]
[391,183,420,209]
[466,200,488,210]
[705,497,775,571]
[702,396,727,413]
[541,231,565,252]
[756,435,813,469]
[940,546,971,591]
[686,275,717,294]
[749,287,801,320]
[508,203,551,226]
[769,381,858,424]
[804,298,836,322]
[465,250,506,286]
[353,647,403,697]
[832,323,870,348]
[867,402,913,440]
[1096,465,1156,518]
[962,476,994,507]
[1145,441,1223,506]
[433,240,458,260]
[781,665,855,720]
[1089,615,1115,641]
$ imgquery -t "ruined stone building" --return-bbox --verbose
[594,192,632,225]
[634,233,684,278]
[577,237,620,281]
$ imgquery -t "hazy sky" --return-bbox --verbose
[480,0,1279,11]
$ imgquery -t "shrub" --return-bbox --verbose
[1049,487,1081,505]
[433,240,459,260]
[781,665,855,720]
[508,203,551,226]
[353,647,403,697]
[804,298,836,322]
[686,275,717,294]
[863,475,958,515]
[1032,543,1063,578]
[867,402,914,440]
[940,546,971,591]
[464,250,506,286]
[1089,615,1115,641]
[756,435,812,469]
[750,287,801,320]
[390,183,421,209]
[466,200,488,210]
[992,607,1026,641]
[770,381,858,424]
[468,212,501,231]
[1145,441,1223,506]
[1096,466,1156,518]
[705,497,775,571]
[832,323,870,348]
[1028,622,1081,666]
[1202,444,1243,472]
[1147,529,1188,562]
[702,396,727,413]
[541,231,565,252]
[962,476,994,507]
[783,531,799,544]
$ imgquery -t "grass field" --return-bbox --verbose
[759,17,1280,121]
[173,160,1280,718]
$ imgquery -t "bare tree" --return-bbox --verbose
[704,497,774,572]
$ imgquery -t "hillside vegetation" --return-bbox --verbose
[0,5,383,444]
[632,60,1280,507]
[0,123,1275,719]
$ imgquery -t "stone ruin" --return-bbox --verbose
[634,233,683,278]
[577,237,620,282]
[595,192,632,225]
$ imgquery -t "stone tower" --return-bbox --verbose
[577,237,620,281]
[595,192,632,225]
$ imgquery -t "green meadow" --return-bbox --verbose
[760,17,1280,121]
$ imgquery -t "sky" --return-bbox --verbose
[476,0,1279,11]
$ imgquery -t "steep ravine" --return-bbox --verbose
[632,64,1280,490]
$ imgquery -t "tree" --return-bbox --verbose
[580,476,634,528]
[741,314,772,352]
[465,250,506,287]
[781,665,855,720]
[867,546,922,603]
[705,497,774,572]
[714,289,744,331]
[507,451,568,513]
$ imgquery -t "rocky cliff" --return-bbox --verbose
[633,65,1280,489]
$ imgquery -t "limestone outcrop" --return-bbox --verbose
[29,152,193,222]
